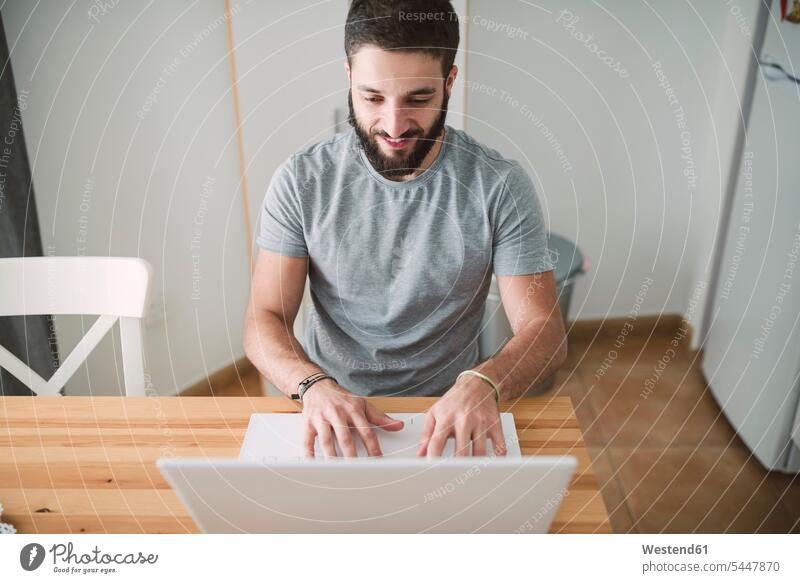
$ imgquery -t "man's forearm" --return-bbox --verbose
[472,317,568,400]
[243,309,326,398]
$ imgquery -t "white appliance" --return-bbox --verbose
[702,1,800,472]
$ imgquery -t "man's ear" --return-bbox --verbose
[344,59,351,82]
[445,65,458,97]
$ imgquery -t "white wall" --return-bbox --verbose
[466,0,761,348]
[4,1,252,395]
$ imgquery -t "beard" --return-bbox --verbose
[348,88,449,179]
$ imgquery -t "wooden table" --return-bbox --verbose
[0,396,611,533]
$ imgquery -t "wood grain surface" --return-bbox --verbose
[0,396,611,533]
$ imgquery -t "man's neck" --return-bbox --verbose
[390,127,445,182]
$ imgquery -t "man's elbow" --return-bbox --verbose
[551,321,569,370]
[242,309,255,362]
[242,303,262,362]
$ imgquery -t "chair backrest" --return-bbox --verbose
[0,257,153,396]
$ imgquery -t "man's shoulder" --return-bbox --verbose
[295,127,354,159]
[282,128,354,193]
[445,126,522,178]
[290,128,355,169]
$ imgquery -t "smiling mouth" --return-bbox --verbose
[380,135,412,149]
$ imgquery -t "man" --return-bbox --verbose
[243,0,567,459]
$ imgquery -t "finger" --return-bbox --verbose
[454,420,471,457]
[416,413,436,457]
[316,421,337,458]
[351,412,383,457]
[426,419,454,459]
[330,413,358,458]
[488,418,507,456]
[365,404,404,431]
[303,422,317,459]
[472,428,487,457]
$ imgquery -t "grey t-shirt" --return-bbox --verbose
[257,124,554,397]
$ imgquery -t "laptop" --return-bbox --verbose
[157,412,576,533]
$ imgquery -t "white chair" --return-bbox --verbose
[0,256,152,396]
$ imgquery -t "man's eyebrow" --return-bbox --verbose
[356,85,438,97]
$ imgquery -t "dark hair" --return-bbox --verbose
[345,0,459,77]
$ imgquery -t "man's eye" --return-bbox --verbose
[364,97,382,103]
[410,99,431,105]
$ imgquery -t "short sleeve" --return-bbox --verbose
[256,155,308,257]
[492,162,555,276]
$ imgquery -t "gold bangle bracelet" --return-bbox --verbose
[456,370,501,404]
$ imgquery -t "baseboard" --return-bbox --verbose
[567,314,695,348]
[179,357,257,396]
[181,315,694,397]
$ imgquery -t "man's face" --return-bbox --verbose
[346,46,456,179]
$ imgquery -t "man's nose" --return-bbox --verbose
[382,104,412,138]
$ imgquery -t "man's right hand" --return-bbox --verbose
[301,380,404,458]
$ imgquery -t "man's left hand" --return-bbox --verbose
[416,375,507,457]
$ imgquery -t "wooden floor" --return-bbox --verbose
[206,322,800,534]
[555,324,800,533]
